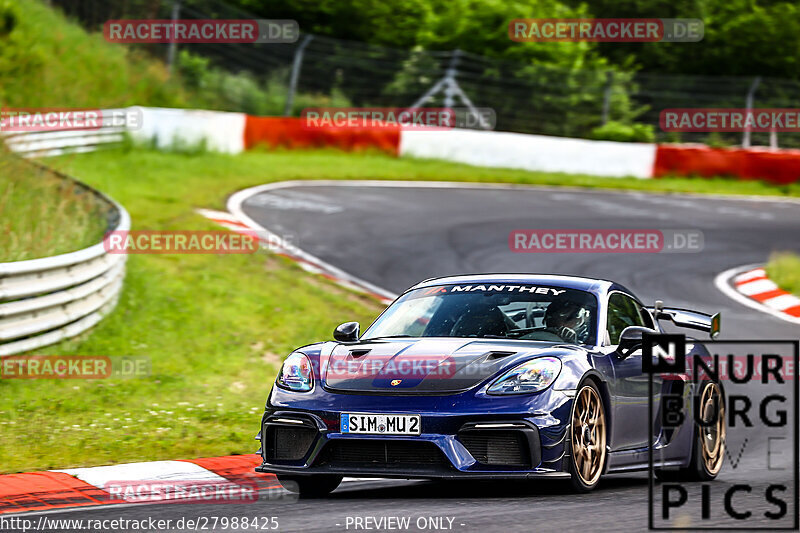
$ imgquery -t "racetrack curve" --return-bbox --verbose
[238,182,800,339]
[38,183,800,532]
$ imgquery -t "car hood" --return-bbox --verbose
[322,337,580,394]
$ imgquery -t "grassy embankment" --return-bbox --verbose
[0,152,107,261]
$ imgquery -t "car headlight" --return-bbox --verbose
[277,352,314,392]
[488,357,562,394]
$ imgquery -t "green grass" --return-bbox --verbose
[0,151,107,261]
[766,252,800,296]
[0,0,193,109]
[2,146,799,474]
[44,147,800,207]
[0,1,350,116]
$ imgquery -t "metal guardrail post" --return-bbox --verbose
[601,71,614,125]
[166,0,181,75]
[284,35,313,117]
[743,76,761,148]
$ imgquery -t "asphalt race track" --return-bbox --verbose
[38,183,800,532]
[240,183,800,333]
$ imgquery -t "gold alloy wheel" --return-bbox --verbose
[571,385,607,486]
[699,382,725,475]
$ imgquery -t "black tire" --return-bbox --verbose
[655,381,725,482]
[567,380,608,492]
[276,474,343,498]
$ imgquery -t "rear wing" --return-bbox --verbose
[645,300,721,339]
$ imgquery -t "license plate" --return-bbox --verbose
[340,413,421,435]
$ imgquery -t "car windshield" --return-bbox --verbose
[363,284,598,345]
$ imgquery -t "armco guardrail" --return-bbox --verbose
[0,126,127,158]
[0,164,130,356]
[0,107,135,158]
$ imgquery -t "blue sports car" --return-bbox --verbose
[255,274,725,495]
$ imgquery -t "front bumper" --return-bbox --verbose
[255,386,574,479]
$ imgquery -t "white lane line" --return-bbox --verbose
[227,180,800,325]
[714,264,800,326]
[243,192,343,214]
[228,178,800,204]
[227,181,399,303]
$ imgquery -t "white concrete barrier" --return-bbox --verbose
[399,129,657,179]
[131,107,246,154]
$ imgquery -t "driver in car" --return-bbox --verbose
[543,297,591,344]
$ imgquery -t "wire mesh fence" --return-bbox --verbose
[51,0,800,148]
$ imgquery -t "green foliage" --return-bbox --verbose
[227,0,800,80]
[0,0,18,37]
[0,0,355,118]
[590,121,655,143]
[0,0,196,108]
[766,252,800,297]
[560,0,800,79]
[230,0,608,69]
[175,50,351,116]
[704,132,734,149]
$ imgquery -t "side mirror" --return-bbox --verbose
[334,322,360,343]
[709,312,721,339]
[617,326,659,358]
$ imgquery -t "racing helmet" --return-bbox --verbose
[544,297,590,342]
[545,298,583,326]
